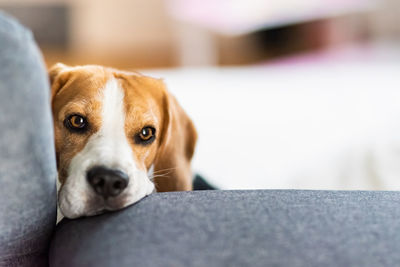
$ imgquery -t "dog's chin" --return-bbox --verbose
[60,195,146,218]
[88,199,137,216]
[59,182,155,219]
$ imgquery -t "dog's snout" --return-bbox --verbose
[87,166,129,198]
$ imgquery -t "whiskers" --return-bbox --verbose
[149,167,177,181]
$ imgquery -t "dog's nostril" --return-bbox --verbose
[98,179,105,187]
[87,166,129,198]
[113,181,122,189]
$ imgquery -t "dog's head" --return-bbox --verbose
[49,63,197,218]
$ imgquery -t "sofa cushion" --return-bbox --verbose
[50,190,400,267]
[0,11,57,267]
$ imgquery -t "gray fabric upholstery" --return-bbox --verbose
[50,190,400,267]
[0,12,57,267]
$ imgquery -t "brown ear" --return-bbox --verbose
[153,88,197,192]
[48,63,71,100]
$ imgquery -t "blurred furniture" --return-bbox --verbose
[0,0,388,68]
[167,0,374,65]
[0,0,176,68]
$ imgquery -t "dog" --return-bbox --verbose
[49,63,197,219]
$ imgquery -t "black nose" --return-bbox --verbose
[87,166,129,198]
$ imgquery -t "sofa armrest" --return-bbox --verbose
[50,190,400,267]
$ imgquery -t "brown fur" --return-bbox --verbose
[49,63,197,191]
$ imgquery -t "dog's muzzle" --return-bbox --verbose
[86,166,129,198]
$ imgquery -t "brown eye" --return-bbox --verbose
[139,127,154,141]
[135,126,156,145]
[65,115,88,132]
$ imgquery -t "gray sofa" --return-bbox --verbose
[1,12,400,267]
[50,190,400,267]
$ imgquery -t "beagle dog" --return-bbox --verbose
[49,63,197,219]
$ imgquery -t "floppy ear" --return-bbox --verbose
[153,88,197,192]
[48,62,71,100]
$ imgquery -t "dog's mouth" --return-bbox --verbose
[77,199,126,217]
[84,193,148,217]
[58,170,155,218]
[88,208,107,216]
[87,192,130,210]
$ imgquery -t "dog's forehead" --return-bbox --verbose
[117,74,164,112]
[116,73,165,131]
[53,65,165,115]
[52,66,108,111]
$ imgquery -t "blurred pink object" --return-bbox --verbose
[167,0,376,35]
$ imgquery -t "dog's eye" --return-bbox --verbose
[139,127,154,141]
[135,126,156,145]
[65,115,88,132]
[69,115,86,129]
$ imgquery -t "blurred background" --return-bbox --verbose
[1,0,399,68]
[2,0,400,190]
